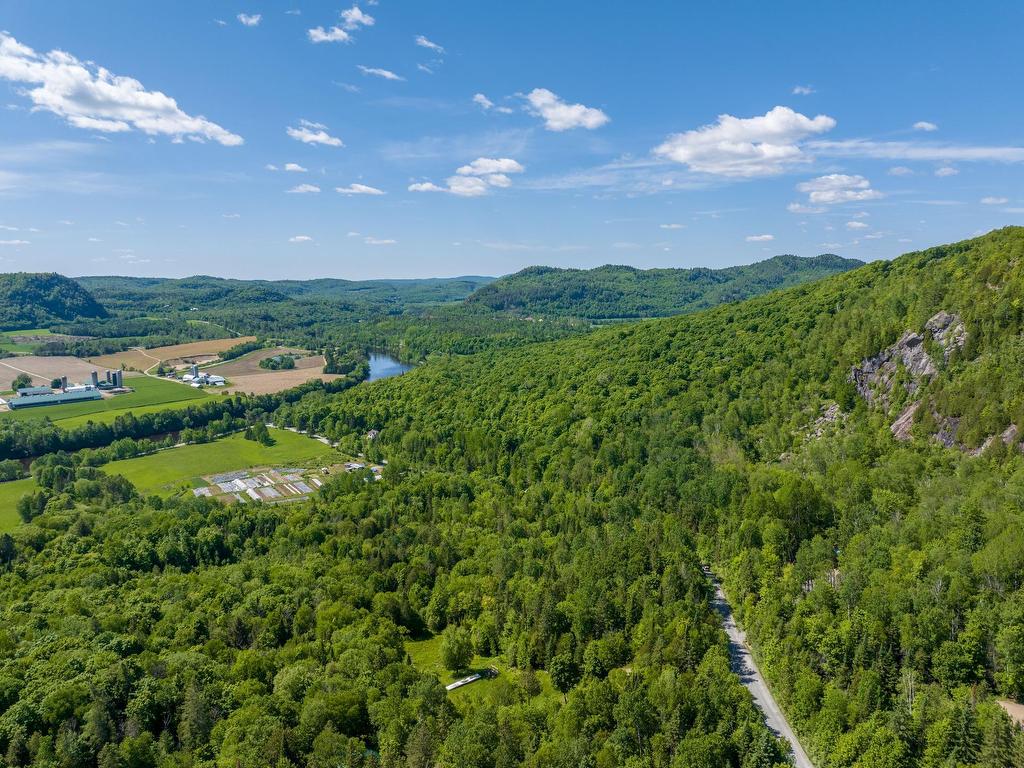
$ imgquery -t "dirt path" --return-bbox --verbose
[705,568,815,768]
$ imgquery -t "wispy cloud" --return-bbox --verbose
[336,183,385,195]
[237,13,262,26]
[286,120,344,147]
[792,85,815,95]
[358,65,404,81]
[810,139,1024,163]
[309,26,350,43]
[290,235,313,242]
[286,183,320,193]
[746,234,774,242]
[415,35,444,53]
[913,121,938,131]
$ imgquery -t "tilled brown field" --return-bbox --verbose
[211,347,314,377]
[88,337,257,372]
[0,356,111,386]
[221,368,344,395]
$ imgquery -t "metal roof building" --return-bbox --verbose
[5,389,103,410]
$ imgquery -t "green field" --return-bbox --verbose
[0,479,33,532]
[1,375,212,426]
[405,635,557,706]
[0,329,53,354]
[104,429,342,495]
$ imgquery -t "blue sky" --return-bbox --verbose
[1,1,1023,279]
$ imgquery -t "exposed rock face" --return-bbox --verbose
[924,310,966,363]
[890,402,919,441]
[849,311,965,408]
[806,402,846,440]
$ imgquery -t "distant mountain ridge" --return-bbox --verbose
[0,272,107,330]
[465,253,864,318]
[75,274,496,311]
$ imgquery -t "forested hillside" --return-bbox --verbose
[0,273,107,329]
[4,229,1024,767]
[464,254,863,319]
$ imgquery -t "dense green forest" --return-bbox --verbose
[0,273,107,330]
[4,230,1024,767]
[465,255,862,319]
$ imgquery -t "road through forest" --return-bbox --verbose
[706,570,815,768]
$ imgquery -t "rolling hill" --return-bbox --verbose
[0,272,107,330]
[464,253,864,318]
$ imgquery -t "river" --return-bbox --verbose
[367,352,413,382]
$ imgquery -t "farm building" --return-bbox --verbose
[3,386,102,409]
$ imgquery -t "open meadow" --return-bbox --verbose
[88,336,257,372]
[0,479,32,532]
[103,428,343,495]
[404,635,557,708]
[0,374,212,425]
[210,347,344,394]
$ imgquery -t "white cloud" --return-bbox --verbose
[87,236,102,241]
[265,163,279,171]
[410,156,525,197]
[525,88,609,131]
[364,236,395,245]
[792,85,815,95]
[289,235,313,242]
[308,26,351,43]
[237,13,262,26]
[935,166,958,177]
[888,165,913,176]
[415,35,444,53]
[913,121,938,131]
[286,183,320,193]
[284,162,307,172]
[358,65,404,81]
[336,183,385,195]
[417,64,434,74]
[341,6,375,29]
[846,220,869,229]
[0,239,30,245]
[659,223,685,229]
[654,106,835,177]
[797,174,882,204]
[222,213,241,219]
[286,122,343,147]
[981,196,1009,205]
[408,181,446,193]
[746,234,774,242]
[0,32,242,145]
[456,157,524,176]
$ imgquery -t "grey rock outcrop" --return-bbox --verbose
[849,311,966,408]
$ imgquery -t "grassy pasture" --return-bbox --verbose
[1,376,211,426]
[103,429,341,495]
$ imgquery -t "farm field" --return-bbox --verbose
[209,347,312,376]
[88,336,257,372]
[0,479,33,531]
[405,635,557,707]
[222,366,343,395]
[0,375,211,425]
[0,329,55,354]
[103,428,343,496]
[0,355,105,387]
